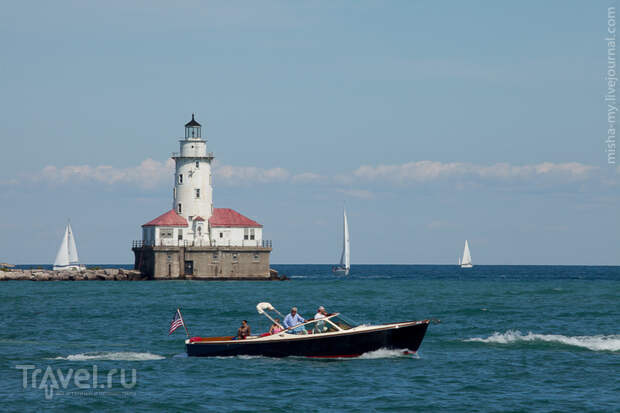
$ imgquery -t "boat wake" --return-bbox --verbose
[465,330,620,352]
[358,348,419,359]
[211,349,417,360]
[53,352,165,361]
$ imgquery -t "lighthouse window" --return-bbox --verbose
[178,174,183,184]
[195,188,200,198]
[178,229,183,241]
[244,228,249,240]
[178,203,182,214]
[232,253,238,262]
[161,229,173,239]
[219,232,223,238]
[250,229,255,240]
[195,161,199,168]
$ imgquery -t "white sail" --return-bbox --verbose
[67,224,79,264]
[53,223,84,271]
[335,209,350,275]
[54,226,70,268]
[343,209,350,273]
[461,240,473,268]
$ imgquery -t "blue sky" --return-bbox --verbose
[1,1,618,265]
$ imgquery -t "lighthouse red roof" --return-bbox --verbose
[142,209,188,227]
[209,208,262,228]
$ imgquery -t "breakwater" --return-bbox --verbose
[0,268,145,281]
[0,267,287,281]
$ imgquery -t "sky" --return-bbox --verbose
[1,1,618,265]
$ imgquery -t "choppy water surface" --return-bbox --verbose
[1,265,618,412]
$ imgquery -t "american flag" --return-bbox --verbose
[169,309,185,335]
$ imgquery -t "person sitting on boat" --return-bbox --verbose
[283,307,306,334]
[236,320,251,340]
[314,306,328,319]
[269,318,283,335]
[313,306,329,333]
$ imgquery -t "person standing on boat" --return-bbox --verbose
[236,320,251,339]
[283,307,305,332]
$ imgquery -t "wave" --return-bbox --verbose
[53,352,165,361]
[465,330,620,352]
[358,348,419,359]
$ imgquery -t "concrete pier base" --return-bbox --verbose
[132,245,272,280]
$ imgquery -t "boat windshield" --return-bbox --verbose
[295,318,340,335]
[326,314,357,330]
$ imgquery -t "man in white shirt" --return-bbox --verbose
[314,306,327,320]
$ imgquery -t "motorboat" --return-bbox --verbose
[185,302,430,358]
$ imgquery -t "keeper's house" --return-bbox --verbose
[132,115,272,279]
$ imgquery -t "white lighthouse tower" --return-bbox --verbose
[172,114,214,240]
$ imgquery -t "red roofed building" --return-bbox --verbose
[133,115,271,279]
[210,208,262,228]
[143,210,189,227]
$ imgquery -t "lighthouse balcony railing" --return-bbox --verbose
[171,151,214,159]
[132,239,272,248]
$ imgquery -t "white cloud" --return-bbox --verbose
[213,165,290,184]
[19,158,607,192]
[37,158,174,189]
[292,172,325,183]
[353,161,597,183]
[28,159,293,189]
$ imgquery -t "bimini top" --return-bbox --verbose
[209,208,262,228]
[142,210,188,227]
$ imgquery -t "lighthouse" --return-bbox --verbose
[133,114,272,279]
[172,114,214,244]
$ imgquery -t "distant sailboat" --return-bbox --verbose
[53,223,86,271]
[333,209,350,275]
[460,240,473,268]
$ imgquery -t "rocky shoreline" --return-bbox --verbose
[0,268,146,281]
[0,267,289,281]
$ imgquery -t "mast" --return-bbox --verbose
[67,224,79,265]
[54,226,70,267]
[343,209,350,272]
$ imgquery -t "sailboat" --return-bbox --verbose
[53,223,86,271]
[332,209,350,275]
[460,240,473,268]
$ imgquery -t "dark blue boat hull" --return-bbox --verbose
[186,321,429,358]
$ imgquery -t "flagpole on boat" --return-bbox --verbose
[178,308,190,338]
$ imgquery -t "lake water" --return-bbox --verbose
[1,265,618,412]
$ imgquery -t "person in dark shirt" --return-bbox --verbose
[237,320,251,339]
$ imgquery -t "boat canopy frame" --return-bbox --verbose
[255,302,357,335]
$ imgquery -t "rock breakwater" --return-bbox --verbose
[0,268,146,281]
